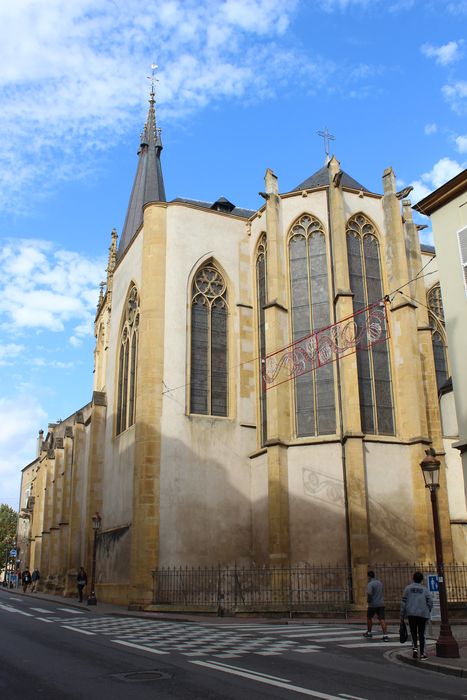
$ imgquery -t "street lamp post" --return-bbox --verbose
[420,449,459,658]
[87,512,101,606]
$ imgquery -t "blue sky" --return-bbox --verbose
[1,0,466,508]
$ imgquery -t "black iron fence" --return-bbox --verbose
[152,563,467,612]
[370,562,467,605]
[153,564,352,611]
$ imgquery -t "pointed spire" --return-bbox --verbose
[97,280,105,309]
[107,228,118,277]
[118,65,166,260]
[106,228,118,299]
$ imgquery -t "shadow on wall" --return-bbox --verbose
[94,421,419,585]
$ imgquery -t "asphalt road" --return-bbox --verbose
[0,589,465,699]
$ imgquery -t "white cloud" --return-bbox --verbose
[320,0,413,10]
[421,40,464,66]
[0,343,25,365]
[446,1,467,15]
[456,135,467,153]
[0,0,303,211]
[0,395,47,507]
[410,157,465,204]
[0,239,105,335]
[442,81,467,114]
[424,123,437,135]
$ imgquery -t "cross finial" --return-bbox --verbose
[317,127,336,158]
[147,63,158,103]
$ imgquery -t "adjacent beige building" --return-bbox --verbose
[415,170,467,557]
[18,92,467,609]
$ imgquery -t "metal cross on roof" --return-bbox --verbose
[317,127,336,158]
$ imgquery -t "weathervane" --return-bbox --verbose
[147,63,158,100]
[317,127,335,159]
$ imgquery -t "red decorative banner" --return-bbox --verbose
[262,301,389,389]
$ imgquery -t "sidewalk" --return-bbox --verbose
[395,624,467,678]
[3,587,467,676]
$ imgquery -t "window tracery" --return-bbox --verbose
[116,285,140,435]
[346,214,394,435]
[190,263,228,416]
[288,214,336,437]
[256,234,267,445]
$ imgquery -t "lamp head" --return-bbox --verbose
[420,448,440,490]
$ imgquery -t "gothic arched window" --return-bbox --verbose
[116,285,140,435]
[190,263,228,416]
[289,215,336,436]
[256,234,268,445]
[346,214,394,435]
[427,284,448,391]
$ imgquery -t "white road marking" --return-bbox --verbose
[191,660,349,699]
[35,617,54,623]
[340,642,403,648]
[288,629,359,638]
[313,635,394,643]
[8,597,24,602]
[340,694,369,700]
[14,609,33,616]
[57,607,85,614]
[62,625,95,635]
[199,660,291,681]
[112,639,169,655]
[30,607,54,613]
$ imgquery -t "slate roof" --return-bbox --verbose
[117,93,166,261]
[420,243,435,254]
[292,165,369,193]
[171,197,255,219]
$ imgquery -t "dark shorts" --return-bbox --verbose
[367,606,385,619]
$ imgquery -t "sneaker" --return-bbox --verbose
[382,635,389,641]
[420,654,427,660]
[412,648,418,659]
[363,632,372,638]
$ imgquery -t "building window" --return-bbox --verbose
[116,285,139,435]
[427,284,449,391]
[190,263,228,416]
[289,214,336,437]
[256,234,268,446]
[346,214,394,435]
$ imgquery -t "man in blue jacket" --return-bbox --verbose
[400,572,433,659]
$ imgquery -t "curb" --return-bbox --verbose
[396,651,467,678]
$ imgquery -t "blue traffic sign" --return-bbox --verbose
[427,574,439,592]
[9,549,17,557]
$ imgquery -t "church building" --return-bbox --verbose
[18,86,466,610]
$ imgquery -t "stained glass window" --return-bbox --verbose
[289,215,336,436]
[190,263,228,416]
[256,235,267,445]
[346,214,394,435]
[427,285,448,391]
[116,285,139,435]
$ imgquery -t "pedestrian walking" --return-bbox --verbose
[31,568,40,592]
[22,568,32,593]
[400,571,433,659]
[77,566,87,602]
[363,570,389,640]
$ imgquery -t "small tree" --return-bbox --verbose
[0,504,18,569]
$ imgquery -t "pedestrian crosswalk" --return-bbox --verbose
[41,615,407,658]
[0,599,430,660]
